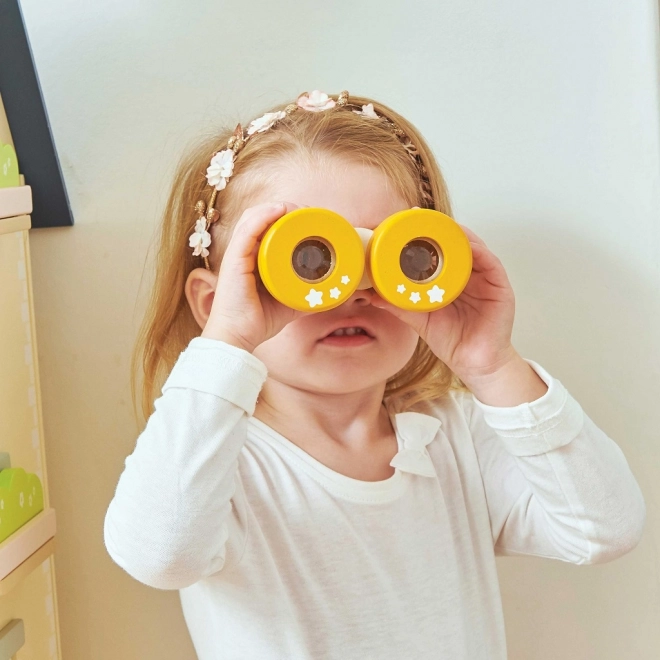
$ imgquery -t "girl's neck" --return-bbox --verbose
[253,378,394,453]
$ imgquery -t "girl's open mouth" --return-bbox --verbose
[320,326,375,346]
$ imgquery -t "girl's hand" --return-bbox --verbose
[370,223,519,388]
[201,202,308,353]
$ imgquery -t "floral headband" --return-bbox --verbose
[189,90,434,269]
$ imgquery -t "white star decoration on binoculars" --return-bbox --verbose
[257,207,472,312]
[304,282,445,308]
[305,289,325,308]
[427,285,445,303]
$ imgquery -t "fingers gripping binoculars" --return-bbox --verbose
[257,207,473,312]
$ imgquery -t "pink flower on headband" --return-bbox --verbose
[297,90,336,112]
[247,110,287,135]
[353,103,378,119]
[206,149,235,191]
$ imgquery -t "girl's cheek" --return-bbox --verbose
[392,318,418,342]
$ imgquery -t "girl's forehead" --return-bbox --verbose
[254,160,410,230]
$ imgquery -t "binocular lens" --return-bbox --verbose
[292,238,335,282]
[400,238,443,282]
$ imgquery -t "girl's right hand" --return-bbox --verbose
[201,201,308,353]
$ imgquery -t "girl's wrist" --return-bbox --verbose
[460,350,549,407]
[200,327,257,353]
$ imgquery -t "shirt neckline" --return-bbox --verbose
[247,414,409,503]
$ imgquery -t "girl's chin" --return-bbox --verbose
[296,368,404,394]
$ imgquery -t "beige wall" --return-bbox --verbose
[19,0,660,657]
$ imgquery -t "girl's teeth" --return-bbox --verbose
[330,327,365,336]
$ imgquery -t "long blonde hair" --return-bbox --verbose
[131,93,467,425]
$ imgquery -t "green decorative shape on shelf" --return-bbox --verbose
[0,468,44,544]
[0,142,20,189]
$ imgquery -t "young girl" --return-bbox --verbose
[104,90,646,659]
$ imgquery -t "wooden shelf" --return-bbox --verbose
[0,185,31,220]
[0,508,56,581]
[0,538,54,597]
[0,213,30,236]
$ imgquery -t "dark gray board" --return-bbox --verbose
[0,0,74,228]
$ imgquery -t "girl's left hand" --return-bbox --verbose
[370,223,518,387]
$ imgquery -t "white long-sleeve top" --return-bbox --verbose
[104,337,646,660]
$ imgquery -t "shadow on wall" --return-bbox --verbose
[489,218,657,660]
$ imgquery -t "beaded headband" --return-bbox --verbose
[189,89,434,270]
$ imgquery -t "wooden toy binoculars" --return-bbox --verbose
[258,207,473,312]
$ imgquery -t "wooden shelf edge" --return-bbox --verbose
[0,508,56,580]
[0,213,30,235]
[0,186,32,221]
[0,537,55,596]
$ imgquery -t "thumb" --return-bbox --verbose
[370,292,400,315]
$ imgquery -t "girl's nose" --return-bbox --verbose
[347,286,375,306]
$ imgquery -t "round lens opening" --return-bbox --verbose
[292,237,335,283]
[399,238,444,283]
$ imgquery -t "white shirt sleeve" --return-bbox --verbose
[461,359,646,564]
[104,337,268,590]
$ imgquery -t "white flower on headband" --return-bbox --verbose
[247,110,286,136]
[297,90,336,112]
[353,103,378,119]
[189,218,212,258]
[206,149,235,191]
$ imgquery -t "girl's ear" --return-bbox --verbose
[184,267,219,330]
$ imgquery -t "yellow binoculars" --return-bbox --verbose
[257,207,473,312]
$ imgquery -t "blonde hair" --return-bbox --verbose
[131,93,467,425]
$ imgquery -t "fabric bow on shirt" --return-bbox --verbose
[389,412,441,478]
